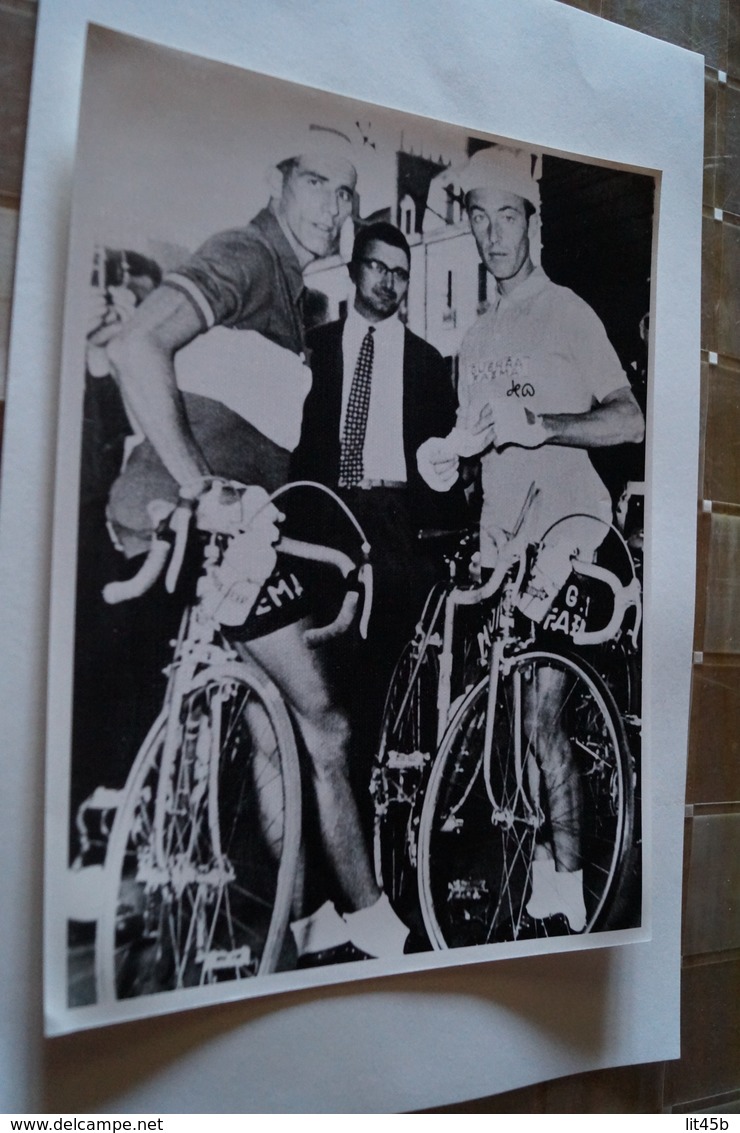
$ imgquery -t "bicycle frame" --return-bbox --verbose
[152,597,233,881]
[418,519,642,782]
[90,481,375,998]
[374,509,643,948]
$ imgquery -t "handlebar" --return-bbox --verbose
[102,538,171,605]
[569,559,642,646]
[102,482,372,646]
[276,536,366,647]
[449,545,525,609]
[448,481,539,610]
[445,526,641,647]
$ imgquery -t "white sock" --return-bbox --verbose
[525,856,558,920]
[526,860,587,932]
[290,900,350,956]
[555,868,587,933]
[343,892,409,958]
[66,865,107,922]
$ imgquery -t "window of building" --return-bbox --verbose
[478,262,488,304]
[399,194,415,237]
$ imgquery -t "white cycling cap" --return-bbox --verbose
[267,122,394,218]
[459,144,541,208]
[270,123,360,176]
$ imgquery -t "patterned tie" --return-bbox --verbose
[339,325,375,488]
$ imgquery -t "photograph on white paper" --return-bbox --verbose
[45,24,653,1033]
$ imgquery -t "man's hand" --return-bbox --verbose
[489,399,548,449]
[87,285,140,375]
[446,403,498,458]
[87,285,138,344]
[195,482,281,540]
[417,436,460,492]
[197,483,282,627]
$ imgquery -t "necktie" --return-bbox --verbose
[339,325,375,488]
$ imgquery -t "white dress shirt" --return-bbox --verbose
[340,308,407,483]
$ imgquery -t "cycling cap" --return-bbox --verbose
[459,144,541,208]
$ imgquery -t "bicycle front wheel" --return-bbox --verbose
[418,649,635,949]
[372,639,439,927]
[96,660,301,1002]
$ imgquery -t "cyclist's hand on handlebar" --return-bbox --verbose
[417,437,460,492]
[217,521,278,593]
[516,536,574,622]
[489,399,548,450]
[195,483,282,627]
[195,482,281,539]
[223,488,281,583]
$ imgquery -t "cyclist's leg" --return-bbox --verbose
[242,620,408,958]
[525,664,582,870]
[240,620,378,909]
[242,692,307,914]
[524,663,586,930]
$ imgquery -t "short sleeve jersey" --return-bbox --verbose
[457,267,627,564]
[163,207,305,356]
[158,206,312,455]
[106,208,312,575]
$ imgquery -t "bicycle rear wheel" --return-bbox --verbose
[371,640,439,927]
[96,660,301,1002]
[418,649,635,949]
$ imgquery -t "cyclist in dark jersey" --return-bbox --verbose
[106,127,409,965]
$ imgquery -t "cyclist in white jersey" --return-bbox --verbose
[418,145,644,932]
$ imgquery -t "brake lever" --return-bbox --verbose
[165,502,194,593]
[358,562,373,640]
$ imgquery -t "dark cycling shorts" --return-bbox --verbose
[227,556,313,643]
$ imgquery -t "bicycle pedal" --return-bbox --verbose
[447,878,488,901]
[74,787,123,861]
[386,749,430,770]
[202,945,255,975]
[296,942,372,969]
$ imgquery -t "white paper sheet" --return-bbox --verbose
[0,0,702,1113]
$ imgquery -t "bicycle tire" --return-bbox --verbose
[95,660,301,1002]
[417,649,636,949]
[371,640,439,926]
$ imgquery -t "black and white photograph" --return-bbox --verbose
[45,23,654,1033]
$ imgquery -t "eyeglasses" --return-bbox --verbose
[359,257,410,285]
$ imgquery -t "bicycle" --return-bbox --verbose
[86,479,371,1003]
[372,503,642,949]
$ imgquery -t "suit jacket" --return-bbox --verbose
[291,317,466,532]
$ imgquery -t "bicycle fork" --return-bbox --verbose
[482,633,541,831]
[152,607,233,885]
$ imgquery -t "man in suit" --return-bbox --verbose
[292,220,465,738]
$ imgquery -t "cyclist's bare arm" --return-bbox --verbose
[106,286,211,488]
[445,385,644,457]
[419,384,643,497]
[539,385,644,448]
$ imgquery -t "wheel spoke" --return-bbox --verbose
[419,651,637,950]
[96,662,301,1002]
[372,641,439,938]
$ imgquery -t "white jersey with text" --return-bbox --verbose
[457,266,627,565]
